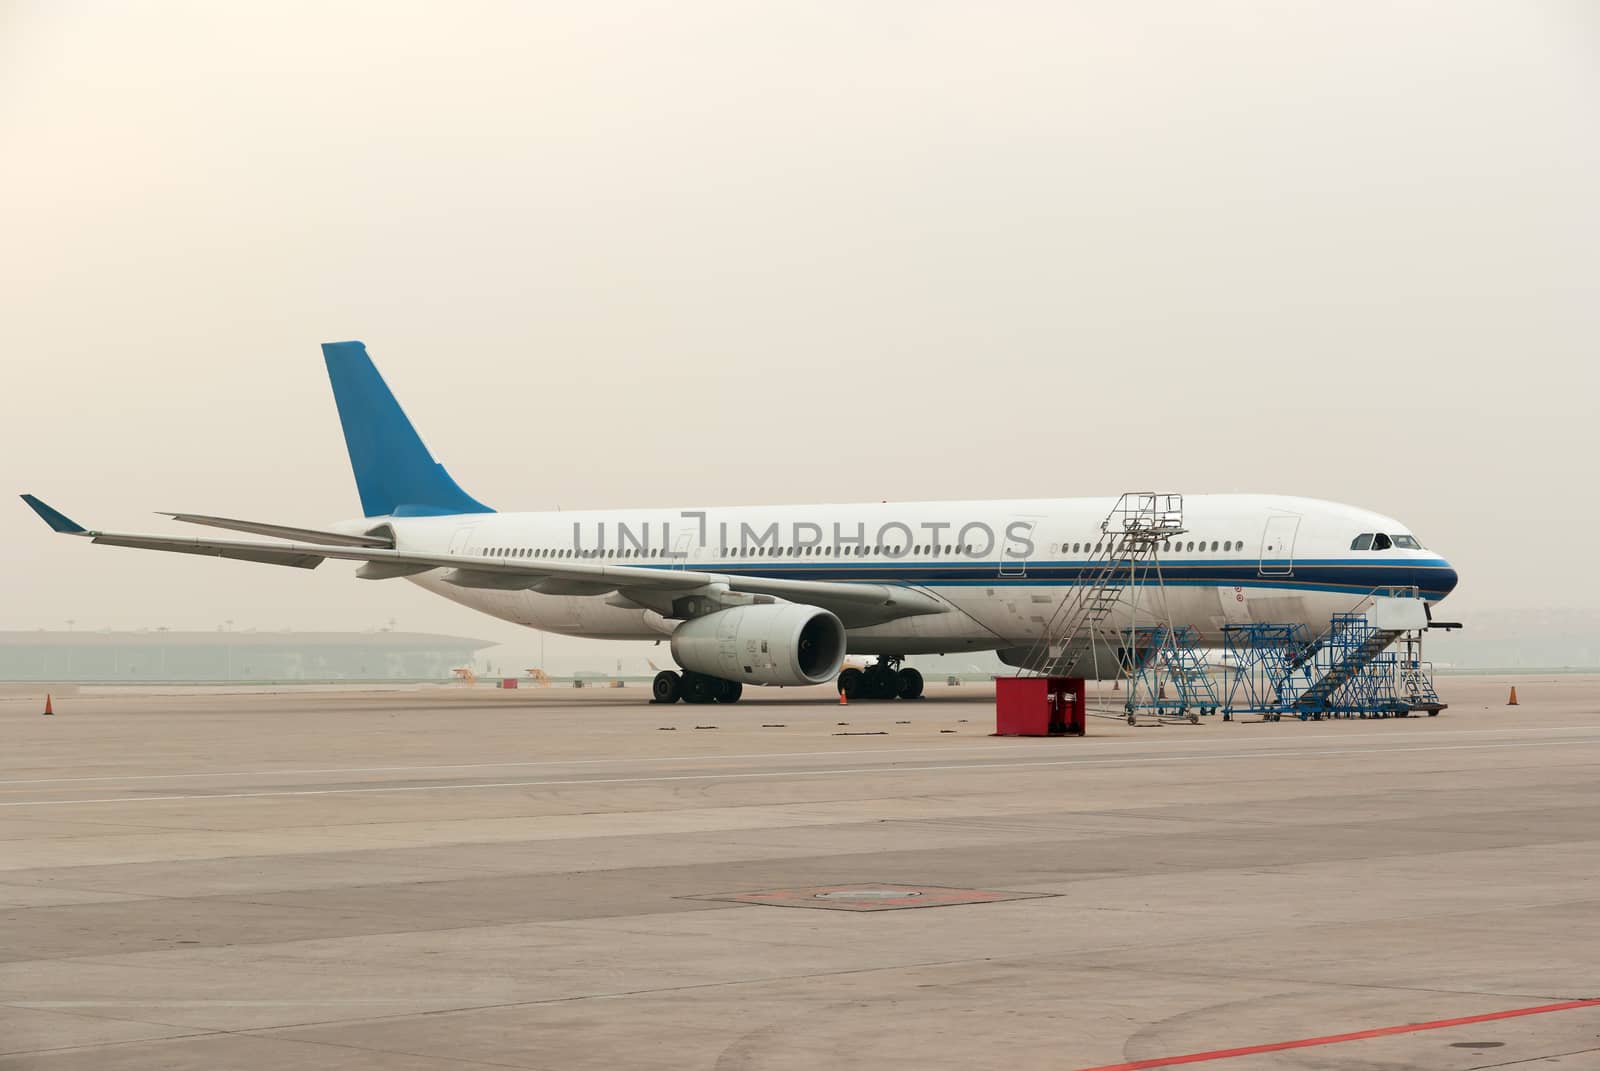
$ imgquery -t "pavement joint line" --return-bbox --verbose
[0,995,218,1034]
[1467,1044,1600,1070]
[198,1028,547,1071]
[1,737,1596,808]
[0,1022,539,1071]
[0,1029,227,1062]
[215,953,996,1037]
[1067,950,1600,1002]
[3,724,1595,788]
[1073,997,1600,1070]
[0,745,1031,786]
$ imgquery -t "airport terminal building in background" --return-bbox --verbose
[0,631,491,683]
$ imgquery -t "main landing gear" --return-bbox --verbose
[652,670,742,705]
[837,657,923,701]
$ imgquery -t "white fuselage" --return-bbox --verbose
[362,494,1456,662]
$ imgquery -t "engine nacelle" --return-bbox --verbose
[670,604,846,687]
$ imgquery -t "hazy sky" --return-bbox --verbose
[3,2,1596,664]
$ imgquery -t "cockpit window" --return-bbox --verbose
[1392,534,1422,549]
[1371,533,1393,551]
[1350,534,1374,551]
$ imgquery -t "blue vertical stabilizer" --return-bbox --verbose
[321,341,494,518]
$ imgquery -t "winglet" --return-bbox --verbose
[20,495,87,534]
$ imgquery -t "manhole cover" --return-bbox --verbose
[684,883,1058,912]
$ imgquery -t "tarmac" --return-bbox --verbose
[1,674,1597,1069]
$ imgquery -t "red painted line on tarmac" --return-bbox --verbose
[1077,998,1600,1071]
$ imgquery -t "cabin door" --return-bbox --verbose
[1258,514,1300,577]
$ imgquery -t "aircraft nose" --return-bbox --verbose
[1428,560,1459,601]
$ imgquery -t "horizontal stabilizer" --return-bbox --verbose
[355,561,434,580]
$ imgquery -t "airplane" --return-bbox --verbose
[21,341,1459,705]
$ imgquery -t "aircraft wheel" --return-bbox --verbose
[714,679,743,704]
[896,667,924,700]
[681,673,715,704]
[837,668,863,699]
[652,670,681,704]
[864,665,898,700]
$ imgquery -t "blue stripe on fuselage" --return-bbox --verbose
[616,557,1458,601]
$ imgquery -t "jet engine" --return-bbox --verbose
[670,604,846,687]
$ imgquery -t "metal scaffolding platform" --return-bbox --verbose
[1122,624,1221,725]
[1015,492,1185,685]
[1221,593,1445,721]
[1220,623,1313,722]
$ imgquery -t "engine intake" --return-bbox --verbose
[670,604,846,687]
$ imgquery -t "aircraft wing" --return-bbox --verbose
[21,496,951,628]
[159,512,394,548]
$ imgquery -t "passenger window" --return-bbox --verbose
[1210,541,1218,552]
[1372,533,1393,551]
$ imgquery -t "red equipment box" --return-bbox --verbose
[994,676,1086,736]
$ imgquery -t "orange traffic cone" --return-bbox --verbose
[42,694,53,716]
[839,689,848,706]
[1507,687,1519,707]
